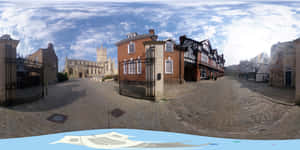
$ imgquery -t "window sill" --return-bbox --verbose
[165,72,173,74]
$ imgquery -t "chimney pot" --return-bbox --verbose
[149,29,155,35]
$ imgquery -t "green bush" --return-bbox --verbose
[102,75,118,82]
[57,72,69,82]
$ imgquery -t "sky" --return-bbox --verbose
[0,0,300,71]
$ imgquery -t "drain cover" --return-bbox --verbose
[110,108,125,118]
[47,114,68,123]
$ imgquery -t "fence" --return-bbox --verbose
[118,47,155,100]
[4,57,44,105]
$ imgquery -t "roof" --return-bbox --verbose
[143,41,165,45]
[115,34,157,46]
[174,45,187,51]
[66,58,108,63]
[180,35,209,45]
[143,40,186,51]
[0,34,12,40]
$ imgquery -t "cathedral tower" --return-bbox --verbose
[97,45,107,63]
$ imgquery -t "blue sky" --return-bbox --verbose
[1,0,300,71]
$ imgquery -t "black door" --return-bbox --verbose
[285,71,291,87]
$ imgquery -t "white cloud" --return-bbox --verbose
[146,8,174,27]
[2,0,300,70]
[0,7,53,55]
[69,27,119,60]
[210,16,223,23]
[221,4,300,66]
[217,9,249,16]
[158,31,174,39]
[203,26,217,39]
[162,0,246,7]
[176,12,207,35]
[120,22,134,31]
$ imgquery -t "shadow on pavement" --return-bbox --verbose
[227,75,295,104]
[7,80,87,112]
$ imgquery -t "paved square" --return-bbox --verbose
[1,77,300,139]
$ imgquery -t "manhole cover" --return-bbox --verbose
[47,114,68,123]
[110,108,125,118]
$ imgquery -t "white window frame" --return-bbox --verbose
[165,57,173,74]
[128,59,132,74]
[201,53,208,63]
[165,41,173,52]
[128,41,135,54]
[137,57,141,74]
[128,58,136,75]
[35,56,39,63]
[123,59,127,74]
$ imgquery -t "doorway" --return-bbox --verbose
[285,71,291,87]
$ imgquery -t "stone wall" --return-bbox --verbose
[0,35,19,104]
[295,39,300,104]
[28,43,58,84]
[0,41,6,103]
[269,41,296,88]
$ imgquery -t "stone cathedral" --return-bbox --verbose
[64,45,115,79]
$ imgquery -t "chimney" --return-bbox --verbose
[48,43,53,49]
[149,29,155,35]
[179,35,186,45]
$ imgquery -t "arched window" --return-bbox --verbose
[69,68,73,75]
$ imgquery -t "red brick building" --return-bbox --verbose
[116,30,225,99]
[116,29,185,84]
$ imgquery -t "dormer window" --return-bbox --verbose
[127,32,137,39]
[165,41,173,52]
[128,41,135,54]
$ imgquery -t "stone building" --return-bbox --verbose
[64,46,115,79]
[0,34,19,104]
[239,52,270,82]
[295,38,300,103]
[252,52,270,82]
[28,43,58,84]
[269,41,296,88]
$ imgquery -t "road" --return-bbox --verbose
[1,77,300,139]
[168,77,300,139]
[0,79,184,138]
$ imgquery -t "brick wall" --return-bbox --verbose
[118,38,184,83]
[164,47,184,83]
[118,37,152,81]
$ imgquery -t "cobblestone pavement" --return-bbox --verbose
[0,79,185,139]
[1,77,300,139]
[168,76,300,139]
